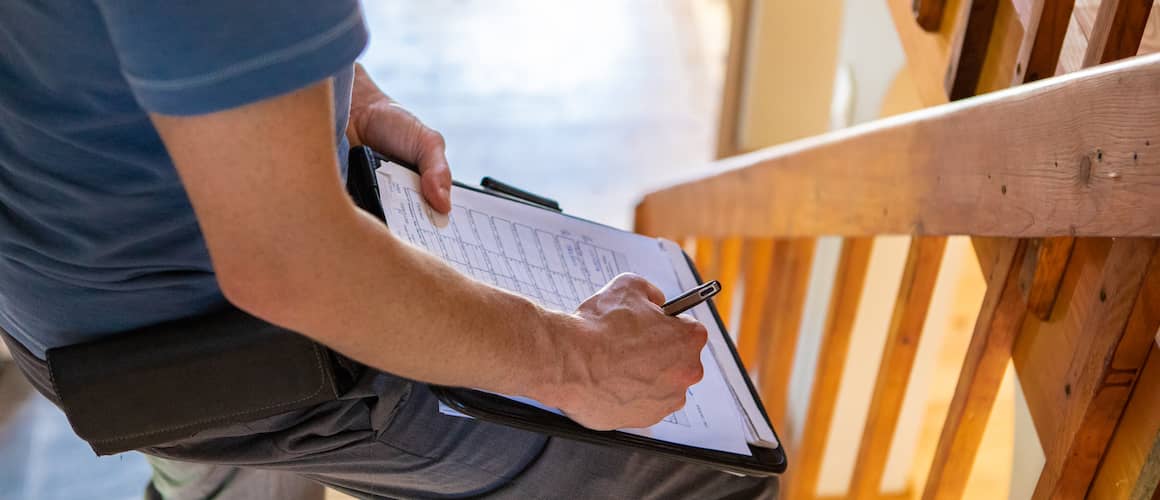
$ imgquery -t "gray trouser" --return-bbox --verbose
[2,330,779,499]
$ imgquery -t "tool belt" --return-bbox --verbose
[42,152,382,456]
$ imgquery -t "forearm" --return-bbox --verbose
[242,203,572,405]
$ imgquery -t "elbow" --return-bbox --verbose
[215,258,307,326]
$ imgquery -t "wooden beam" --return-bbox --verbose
[758,238,815,430]
[1018,0,1077,84]
[786,237,874,500]
[945,0,1001,100]
[1083,0,1155,66]
[1019,237,1076,320]
[1021,0,1148,323]
[849,236,948,499]
[921,239,1027,500]
[714,237,745,330]
[694,238,720,283]
[1091,344,1160,499]
[887,0,958,106]
[914,0,949,32]
[736,239,776,370]
[715,0,754,159]
[1031,239,1160,499]
[635,53,1160,239]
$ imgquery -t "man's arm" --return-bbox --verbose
[151,76,707,430]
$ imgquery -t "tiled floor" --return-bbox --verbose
[0,1,727,498]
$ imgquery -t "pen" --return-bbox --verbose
[662,280,722,316]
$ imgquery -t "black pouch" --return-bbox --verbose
[42,149,379,456]
[46,307,362,455]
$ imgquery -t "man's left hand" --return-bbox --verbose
[347,64,452,213]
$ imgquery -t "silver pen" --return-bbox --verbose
[662,280,722,316]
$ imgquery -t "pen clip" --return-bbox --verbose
[480,177,562,212]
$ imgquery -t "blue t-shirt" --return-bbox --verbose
[0,0,368,358]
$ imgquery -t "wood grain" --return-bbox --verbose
[1090,345,1160,499]
[757,238,815,430]
[1083,0,1155,66]
[693,238,720,283]
[785,237,874,500]
[1019,236,1076,321]
[945,0,1001,99]
[1031,239,1160,499]
[848,236,948,499]
[715,0,754,158]
[915,0,949,32]
[736,239,776,371]
[636,53,1160,239]
[714,237,745,330]
[1021,0,1077,83]
[921,239,1027,500]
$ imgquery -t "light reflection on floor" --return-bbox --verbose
[0,1,726,498]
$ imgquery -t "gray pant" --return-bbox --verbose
[2,331,778,499]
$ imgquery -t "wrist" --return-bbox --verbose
[521,306,585,410]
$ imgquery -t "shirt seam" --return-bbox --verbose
[121,8,363,92]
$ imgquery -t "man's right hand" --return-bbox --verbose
[544,273,709,431]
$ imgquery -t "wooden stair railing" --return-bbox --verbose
[634,1,1160,498]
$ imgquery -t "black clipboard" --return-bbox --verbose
[347,145,787,477]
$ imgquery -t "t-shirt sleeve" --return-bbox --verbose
[94,0,368,115]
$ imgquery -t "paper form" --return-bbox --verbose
[375,161,753,456]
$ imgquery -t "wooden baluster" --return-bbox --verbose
[1090,344,1160,498]
[1031,239,1160,499]
[922,239,1028,500]
[786,237,874,500]
[945,0,1001,99]
[714,237,745,330]
[693,238,720,284]
[914,0,949,32]
[757,238,816,431]
[848,236,948,499]
[1021,0,1151,322]
[736,239,777,372]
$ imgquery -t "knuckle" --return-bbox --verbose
[424,128,446,149]
[688,323,709,346]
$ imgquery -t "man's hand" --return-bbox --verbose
[348,64,452,213]
[542,274,708,430]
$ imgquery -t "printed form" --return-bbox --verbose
[375,161,760,456]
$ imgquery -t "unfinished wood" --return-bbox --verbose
[975,0,1028,94]
[945,0,1001,99]
[1091,345,1160,500]
[1022,0,1077,83]
[1084,0,1155,66]
[635,53,1160,240]
[758,238,815,430]
[887,0,959,105]
[1019,237,1076,321]
[915,0,949,32]
[715,0,754,158]
[1141,2,1160,55]
[1017,0,1146,328]
[1013,238,1113,452]
[1031,239,1160,499]
[693,238,720,284]
[714,237,745,330]
[736,239,776,371]
[921,239,1027,500]
[786,237,874,500]
[848,237,948,499]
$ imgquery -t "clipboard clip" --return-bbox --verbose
[480,177,562,212]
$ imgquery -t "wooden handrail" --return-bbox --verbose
[634,52,1160,240]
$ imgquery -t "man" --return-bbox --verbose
[0,0,779,498]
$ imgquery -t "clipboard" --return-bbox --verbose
[347,145,787,477]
